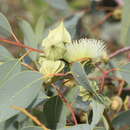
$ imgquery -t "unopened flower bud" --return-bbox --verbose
[111,96,123,111]
[40,60,65,83]
[42,22,71,60]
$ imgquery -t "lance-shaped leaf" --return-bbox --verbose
[71,62,105,104]
[0,71,43,122]
[42,96,68,129]
[91,100,105,129]
[0,46,14,62]
[58,124,91,130]
[19,20,37,61]
[35,15,45,44]
[121,0,130,45]
[44,0,69,11]
[112,110,130,129]
[20,126,43,130]
[0,60,21,86]
[0,12,12,37]
[119,62,130,84]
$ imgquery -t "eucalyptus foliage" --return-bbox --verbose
[0,1,130,129]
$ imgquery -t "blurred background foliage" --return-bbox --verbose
[0,0,123,57]
[2,0,130,129]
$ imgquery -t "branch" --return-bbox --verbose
[12,106,49,130]
[0,37,44,53]
[109,46,130,59]
[51,83,78,125]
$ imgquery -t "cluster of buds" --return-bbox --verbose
[39,21,108,83]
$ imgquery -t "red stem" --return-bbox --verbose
[0,37,44,53]
[109,46,130,59]
[51,84,78,125]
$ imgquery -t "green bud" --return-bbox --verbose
[42,22,71,60]
[40,60,65,83]
[44,44,66,60]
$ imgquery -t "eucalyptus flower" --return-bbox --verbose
[64,38,107,63]
[39,60,65,83]
[42,22,71,60]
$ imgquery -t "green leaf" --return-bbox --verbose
[42,96,68,129]
[0,121,5,129]
[35,15,45,44]
[65,11,84,38]
[4,116,18,130]
[0,71,43,122]
[94,127,106,130]
[71,62,104,104]
[65,87,79,103]
[19,19,37,61]
[112,110,130,128]
[0,12,12,37]
[44,0,69,11]
[31,90,49,108]
[20,126,43,130]
[119,62,130,84]
[0,60,21,86]
[91,100,105,129]
[71,62,93,93]
[58,124,91,130]
[121,0,130,45]
[0,46,14,62]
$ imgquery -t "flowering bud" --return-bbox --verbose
[40,60,65,83]
[113,8,122,20]
[44,44,66,60]
[42,22,71,60]
[111,96,123,111]
[64,38,107,63]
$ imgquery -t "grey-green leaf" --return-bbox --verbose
[112,110,130,128]
[19,19,37,61]
[121,0,130,45]
[0,60,21,86]
[71,62,105,104]
[71,62,93,93]
[91,100,105,129]
[0,46,14,62]
[42,96,68,129]
[35,15,45,44]
[20,126,43,130]
[0,12,12,37]
[119,62,130,84]
[65,11,84,38]
[44,0,69,10]
[59,124,91,130]
[0,71,43,122]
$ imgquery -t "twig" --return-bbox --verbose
[12,32,20,43]
[46,73,69,77]
[12,106,49,130]
[109,46,130,59]
[99,76,105,93]
[0,37,44,53]
[51,83,78,125]
[19,50,32,61]
[92,12,113,31]
[117,80,125,96]
[21,63,37,71]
